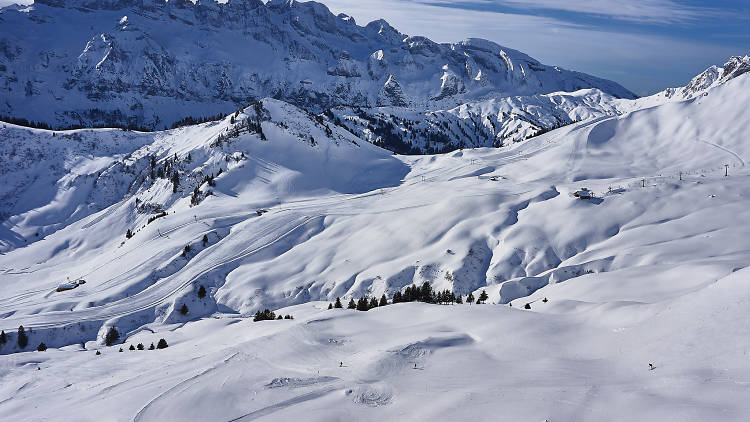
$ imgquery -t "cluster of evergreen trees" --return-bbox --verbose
[147,211,168,225]
[0,325,171,353]
[334,109,476,155]
[124,339,168,351]
[0,114,152,131]
[327,283,491,312]
[0,326,46,352]
[338,295,388,311]
[0,114,53,130]
[105,327,120,346]
[191,173,217,206]
[211,114,265,148]
[147,153,183,193]
[105,325,168,351]
[524,118,581,141]
[170,113,227,129]
[253,309,294,322]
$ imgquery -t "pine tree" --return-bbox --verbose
[524,303,531,310]
[356,297,369,311]
[334,297,343,308]
[369,297,379,309]
[119,347,124,352]
[379,294,388,307]
[277,315,283,320]
[347,298,356,309]
[202,234,209,246]
[126,229,133,239]
[478,290,489,304]
[17,326,28,349]
[105,326,120,346]
[191,187,201,206]
[466,292,475,304]
[137,343,144,350]
[0,330,6,345]
[392,291,403,303]
[129,345,135,351]
[157,338,168,349]
[179,303,189,315]
[37,342,47,352]
[171,170,180,193]
[404,284,418,302]
[96,350,101,355]
[455,295,463,304]
[328,303,333,310]
[149,343,155,350]
[197,285,207,299]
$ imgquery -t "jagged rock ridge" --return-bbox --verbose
[0,0,635,130]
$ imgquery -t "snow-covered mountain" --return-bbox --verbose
[624,55,750,110]
[334,55,750,153]
[662,55,750,101]
[331,88,622,153]
[0,0,635,131]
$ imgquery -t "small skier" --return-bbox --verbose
[648,363,655,371]
[339,361,343,367]
[414,363,417,369]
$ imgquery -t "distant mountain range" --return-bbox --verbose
[0,0,634,133]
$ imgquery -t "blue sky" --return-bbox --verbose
[2,0,747,95]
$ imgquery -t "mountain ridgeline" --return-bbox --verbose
[1,0,634,137]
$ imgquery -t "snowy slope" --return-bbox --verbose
[1,63,750,420]
[0,0,635,130]
[1,70,748,343]
[3,290,750,421]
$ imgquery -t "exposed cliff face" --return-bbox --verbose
[0,0,635,130]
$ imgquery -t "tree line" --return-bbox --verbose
[327,282,489,311]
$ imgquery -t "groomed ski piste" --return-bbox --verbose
[1,72,750,421]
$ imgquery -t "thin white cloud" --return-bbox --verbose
[420,0,720,24]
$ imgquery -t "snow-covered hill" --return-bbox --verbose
[0,0,634,131]
[1,66,749,341]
